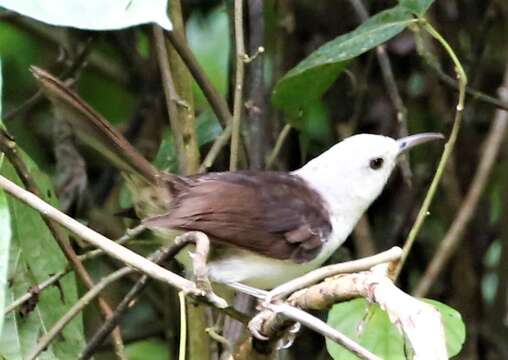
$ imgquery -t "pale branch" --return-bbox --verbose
[287,264,447,360]
[230,0,246,171]
[0,174,204,296]
[415,63,508,297]
[266,246,402,300]
[4,224,146,315]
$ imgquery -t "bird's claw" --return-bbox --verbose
[248,312,272,341]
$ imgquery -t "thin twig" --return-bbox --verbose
[414,64,508,297]
[4,271,66,314]
[166,31,233,127]
[425,61,508,112]
[395,18,468,278]
[230,0,246,171]
[266,124,291,168]
[0,130,126,359]
[198,124,232,172]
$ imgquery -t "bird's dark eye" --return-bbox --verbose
[369,157,384,170]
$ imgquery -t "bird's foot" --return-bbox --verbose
[248,311,272,341]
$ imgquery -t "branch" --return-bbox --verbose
[266,246,402,300]
[247,260,446,360]
[245,0,267,170]
[288,264,447,360]
[425,60,508,112]
[0,173,202,294]
[414,62,508,297]
[79,232,248,359]
[230,0,246,171]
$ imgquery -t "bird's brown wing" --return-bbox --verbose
[144,171,333,263]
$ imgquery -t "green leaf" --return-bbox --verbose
[424,299,466,357]
[126,339,171,360]
[187,5,230,110]
[0,164,11,338]
[0,0,171,30]
[0,58,11,339]
[326,298,465,359]
[399,0,435,15]
[272,6,414,111]
[0,156,85,359]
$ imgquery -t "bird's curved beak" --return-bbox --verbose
[397,132,445,156]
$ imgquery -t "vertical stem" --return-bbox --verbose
[230,0,246,171]
[167,0,201,175]
[246,0,266,170]
[164,2,209,358]
[154,25,187,173]
[395,19,468,279]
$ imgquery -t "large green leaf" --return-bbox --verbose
[272,6,414,111]
[0,57,11,338]
[326,298,465,359]
[0,166,11,338]
[0,0,171,30]
[424,299,466,357]
[0,157,85,359]
[399,0,435,15]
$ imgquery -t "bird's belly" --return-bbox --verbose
[207,231,346,289]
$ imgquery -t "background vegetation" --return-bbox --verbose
[0,0,506,359]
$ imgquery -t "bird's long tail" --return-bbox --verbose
[31,66,159,185]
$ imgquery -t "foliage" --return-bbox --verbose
[0,160,85,359]
[326,298,465,359]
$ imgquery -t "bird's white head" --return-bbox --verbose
[294,133,443,230]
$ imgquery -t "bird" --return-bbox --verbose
[32,67,444,291]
